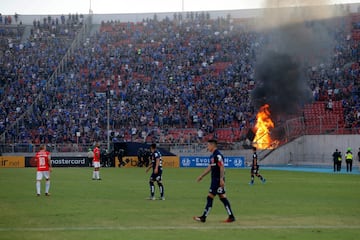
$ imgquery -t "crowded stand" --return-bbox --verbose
[0,8,359,150]
[0,14,84,144]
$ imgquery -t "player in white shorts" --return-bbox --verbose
[35,145,52,196]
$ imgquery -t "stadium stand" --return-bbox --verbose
[303,101,345,134]
[0,7,359,152]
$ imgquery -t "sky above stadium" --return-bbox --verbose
[1,0,360,15]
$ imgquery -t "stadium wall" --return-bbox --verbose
[2,135,359,168]
[261,135,360,166]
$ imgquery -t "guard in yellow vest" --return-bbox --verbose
[345,148,353,172]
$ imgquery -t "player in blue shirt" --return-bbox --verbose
[193,139,235,223]
[146,143,165,200]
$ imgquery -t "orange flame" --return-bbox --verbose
[253,104,274,149]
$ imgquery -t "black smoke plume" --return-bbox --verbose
[251,3,344,120]
[251,50,311,118]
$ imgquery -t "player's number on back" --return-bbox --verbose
[39,157,46,167]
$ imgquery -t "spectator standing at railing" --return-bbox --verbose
[325,99,333,111]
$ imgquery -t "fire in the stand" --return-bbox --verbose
[253,104,274,149]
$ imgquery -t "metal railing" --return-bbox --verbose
[0,125,358,154]
[0,143,97,154]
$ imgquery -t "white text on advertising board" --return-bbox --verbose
[180,156,245,168]
[195,157,210,167]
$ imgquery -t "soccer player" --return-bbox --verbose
[92,142,101,180]
[146,143,165,200]
[249,146,266,185]
[193,139,235,223]
[35,144,52,196]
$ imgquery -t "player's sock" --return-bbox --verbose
[259,175,266,183]
[220,197,235,218]
[36,181,41,195]
[45,180,50,194]
[258,175,263,180]
[92,171,96,179]
[149,181,155,197]
[249,176,254,184]
[202,196,213,217]
[158,182,164,198]
[96,171,100,179]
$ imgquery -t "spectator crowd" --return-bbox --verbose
[0,9,359,147]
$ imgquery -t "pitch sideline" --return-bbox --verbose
[0,225,359,232]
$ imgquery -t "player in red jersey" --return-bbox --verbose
[92,142,101,180]
[35,144,52,196]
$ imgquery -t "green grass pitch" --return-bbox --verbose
[0,167,359,240]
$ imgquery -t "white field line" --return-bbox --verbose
[0,225,359,232]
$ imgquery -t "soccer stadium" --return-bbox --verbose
[0,1,359,239]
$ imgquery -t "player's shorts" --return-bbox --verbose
[251,165,259,174]
[93,161,101,168]
[36,171,50,181]
[209,179,226,195]
[150,171,163,182]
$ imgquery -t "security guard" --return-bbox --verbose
[336,151,342,172]
[345,148,353,172]
[332,149,340,172]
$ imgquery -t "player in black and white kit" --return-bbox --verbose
[146,143,165,200]
[249,146,266,185]
[193,139,235,223]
